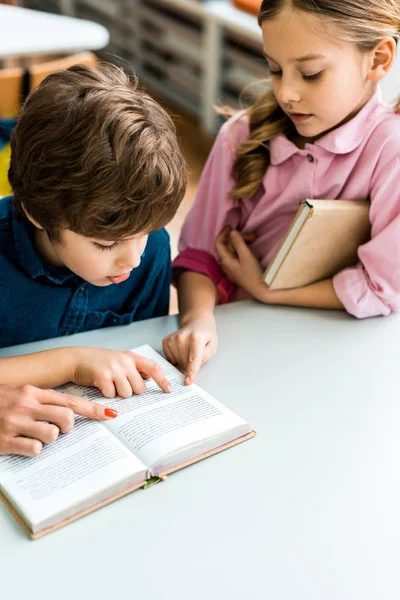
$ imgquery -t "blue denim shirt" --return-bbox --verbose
[0,196,172,348]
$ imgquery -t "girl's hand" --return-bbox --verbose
[216,229,267,300]
[162,314,218,385]
[0,384,117,457]
[72,348,172,398]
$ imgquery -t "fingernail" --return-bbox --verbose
[105,408,118,418]
[184,376,191,386]
[166,384,173,393]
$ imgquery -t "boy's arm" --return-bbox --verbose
[0,346,173,396]
[163,272,218,385]
[0,348,77,388]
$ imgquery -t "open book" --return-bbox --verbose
[0,346,254,539]
[263,199,371,290]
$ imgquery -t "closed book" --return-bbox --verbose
[263,199,371,290]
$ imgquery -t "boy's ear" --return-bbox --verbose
[368,37,397,83]
[21,204,43,230]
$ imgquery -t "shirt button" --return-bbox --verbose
[79,286,85,294]
[112,317,118,324]
[64,332,71,336]
[307,154,314,163]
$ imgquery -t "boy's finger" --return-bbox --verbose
[125,370,146,396]
[129,353,172,393]
[113,374,136,398]
[38,389,118,420]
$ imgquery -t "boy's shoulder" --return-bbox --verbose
[0,195,14,241]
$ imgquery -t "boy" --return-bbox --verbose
[0,63,186,454]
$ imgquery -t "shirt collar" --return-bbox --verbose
[12,207,76,284]
[269,88,382,166]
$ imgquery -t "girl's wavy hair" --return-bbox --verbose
[228,0,400,202]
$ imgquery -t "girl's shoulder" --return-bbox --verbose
[218,111,250,153]
[366,103,400,157]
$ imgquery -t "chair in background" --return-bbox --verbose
[0,51,97,196]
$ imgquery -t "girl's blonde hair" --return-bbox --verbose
[230,0,400,202]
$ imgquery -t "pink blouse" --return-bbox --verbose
[173,90,400,318]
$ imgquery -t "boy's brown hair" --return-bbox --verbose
[9,62,186,242]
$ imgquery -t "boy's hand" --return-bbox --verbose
[0,384,117,457]
[73,348,172,398]
[216,229,267,301]
[162,314,218,386]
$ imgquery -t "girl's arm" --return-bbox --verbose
[256,278,344,310]
[163,116,249,381]
[163,272,218,385]
[216,229,345,310]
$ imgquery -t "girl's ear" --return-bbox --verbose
[368,37,397,83]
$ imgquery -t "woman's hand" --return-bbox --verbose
[163,313,218,385]
[0,384,117,457]
[72,348,172,398]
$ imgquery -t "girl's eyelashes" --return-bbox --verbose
[267,66,323,82]
[303,71,323,81]
[93,242,118,251]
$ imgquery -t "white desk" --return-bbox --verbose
[1,301,400,599]
[0,4,109,58]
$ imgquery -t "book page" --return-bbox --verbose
[63,345,250,474]
[0,416,147,530]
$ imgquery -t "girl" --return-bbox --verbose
[162,0,400,384]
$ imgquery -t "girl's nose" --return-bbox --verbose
[277,75,302,106]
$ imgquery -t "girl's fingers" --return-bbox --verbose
[162,337,177,365]
[203,338,218,364]
[5,436,43,457]
[19,420,60,445]
[185,334,210,385]
[242,232,257,243]
[172,341,185,370]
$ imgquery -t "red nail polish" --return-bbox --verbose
[105,408,118,418]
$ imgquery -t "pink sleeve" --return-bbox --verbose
[173,117,245,303]
[333,154,400,318]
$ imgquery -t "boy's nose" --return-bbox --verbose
[117,248,141,271]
